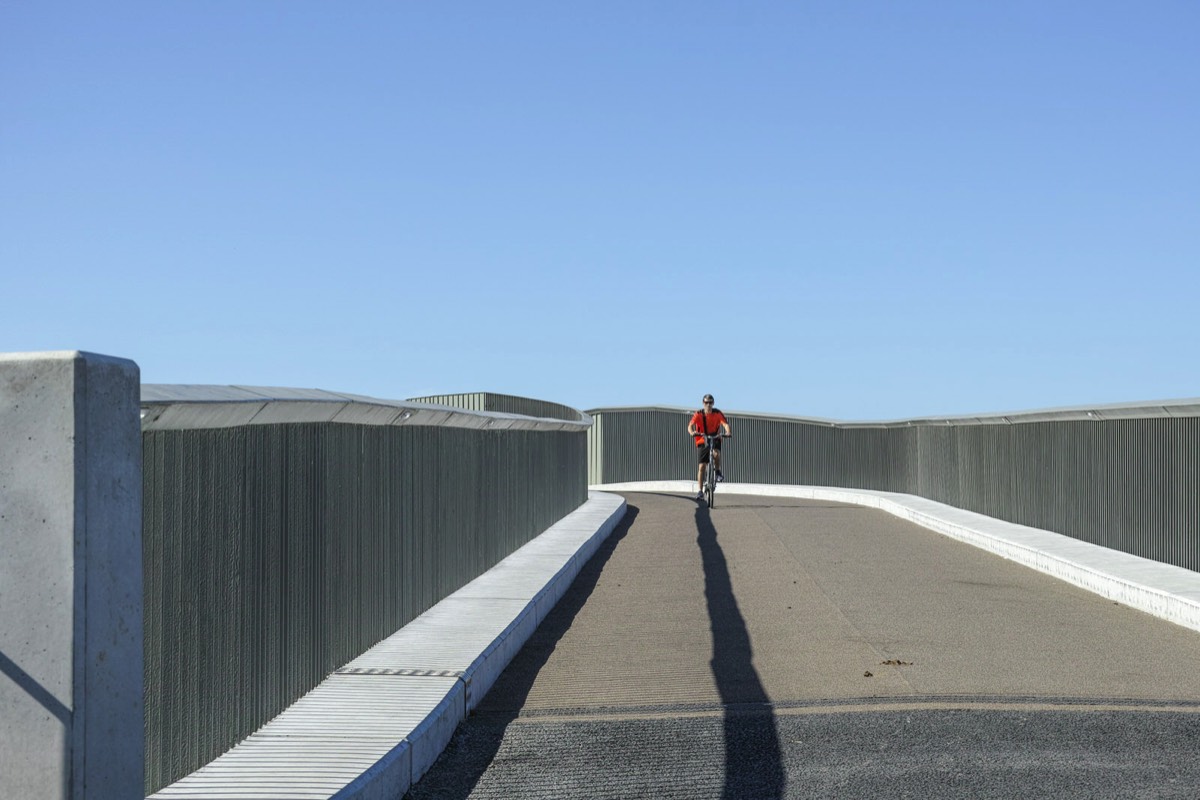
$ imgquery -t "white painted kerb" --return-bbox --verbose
[147,491,627,800]
[594,481,1200,636]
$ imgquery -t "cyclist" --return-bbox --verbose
[688,394,732,500]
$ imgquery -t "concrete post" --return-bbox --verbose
[0,352,142,799]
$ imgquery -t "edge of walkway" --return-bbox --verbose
[594,481,1200,635]
[147,491,627,800]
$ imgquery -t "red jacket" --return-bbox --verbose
[690,408,728,445]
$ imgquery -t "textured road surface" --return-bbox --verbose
[406,493,1200,799]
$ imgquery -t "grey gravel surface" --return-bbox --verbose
[410,708,1200,799]
[406,493,1200,799]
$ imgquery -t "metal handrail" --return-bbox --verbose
[141,384,592,432]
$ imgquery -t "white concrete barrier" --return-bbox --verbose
[0,351,143,800]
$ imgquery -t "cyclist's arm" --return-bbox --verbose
[687,413,699,436]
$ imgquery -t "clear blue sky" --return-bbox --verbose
[3,2,1197,420]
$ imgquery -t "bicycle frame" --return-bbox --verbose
[700,433,722,508]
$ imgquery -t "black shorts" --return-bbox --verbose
[697,438,722,464]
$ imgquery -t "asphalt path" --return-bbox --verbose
[406,493,1200,799]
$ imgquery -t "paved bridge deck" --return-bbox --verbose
[408,492,1200,799]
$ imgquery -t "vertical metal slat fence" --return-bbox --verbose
[588,405,1200,574]
[143,398,589,794]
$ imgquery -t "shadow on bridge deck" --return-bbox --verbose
[695,503,785,799]
[399,505,639,799]
[407,492,1200,799]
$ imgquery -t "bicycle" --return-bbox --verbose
[695,432,729,508]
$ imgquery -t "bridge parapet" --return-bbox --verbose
[2,355,592,798]
[142,385,591,431]
[140,385,590,793]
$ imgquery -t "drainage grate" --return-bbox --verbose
[336,667,467,678]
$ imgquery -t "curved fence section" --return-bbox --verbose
[142,386,589,794]
[587,401,1200,573]
[406,391,585,424]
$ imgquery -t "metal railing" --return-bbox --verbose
[142,386,590,793]
[587,400,1200,573]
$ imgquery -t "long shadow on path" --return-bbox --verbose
[406,499,786,799]
[695,503,786,799]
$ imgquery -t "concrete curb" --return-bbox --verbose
[147,491,627,800]
[593,481,1200,636]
